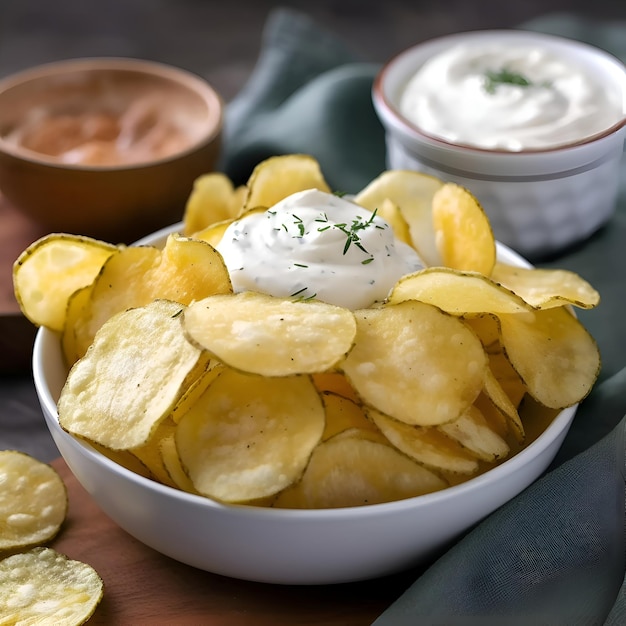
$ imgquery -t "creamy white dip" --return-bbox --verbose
[399,43,624,150]
[216,189,424,310]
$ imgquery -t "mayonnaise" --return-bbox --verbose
[216,189,424,310]
[399,42,624,150]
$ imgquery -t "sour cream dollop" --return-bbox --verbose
[216,189,424,310]
[399,43,624,150]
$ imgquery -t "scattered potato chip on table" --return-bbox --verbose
[0,450,68,553]
[0,547,103,625]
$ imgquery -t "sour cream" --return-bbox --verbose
[399,43,624,150]
[216,189,424,310]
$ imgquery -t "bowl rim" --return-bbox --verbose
[373,28,626,155]
[32,223,578,519]
[0,56,224,171]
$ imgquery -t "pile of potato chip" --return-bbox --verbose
[13,154,601,510]
[0,450,104,624]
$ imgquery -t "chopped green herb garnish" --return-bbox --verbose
[483,67,548,94]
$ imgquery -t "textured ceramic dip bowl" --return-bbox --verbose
[373,30,626,259]
[32,223,577,585]
[0,58,223,242]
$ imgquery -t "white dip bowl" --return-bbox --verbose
[373,30,626,259]
[32,223,578,585]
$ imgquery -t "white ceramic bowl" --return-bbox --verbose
[373,30,626,259]
[33,225,577,585]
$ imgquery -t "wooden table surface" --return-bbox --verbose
[0,195,48,374]
[49,457,416,625]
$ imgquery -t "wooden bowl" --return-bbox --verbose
[0,58,223,243]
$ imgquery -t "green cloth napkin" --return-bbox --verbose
[220,8,626,624]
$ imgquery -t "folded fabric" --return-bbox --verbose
[219,7,626,624]
[219,7,386,193]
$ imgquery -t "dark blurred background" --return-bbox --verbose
[2,0,625,103]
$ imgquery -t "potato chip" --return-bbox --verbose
[192,206,267,248]
[159,434,199,494]
[341,301,487,426]
[0,451,68,552]
[376,198,412,245]
[388,267,532,315]
[86,441,151,478]
[183,172,244,235]
[482,366,525,442]
[74,233,232,357]
[463,313,501,352]
[129,418,178,487]
[368,408,479,475]
[170,362,222,424]
[190,218,233,248]
[498,307,601,409]
[321,391,376,440]
[432,182,496,275]
[273,434,447,509]
[0,547,103,625]
[491,262,601,310]
[243,154,331,210]
[71,245,159,358]
[438,406,510,462]
[311,372,360,402]
[354,169,443,266]
[61,285,92,369]
[176,367,325,503]
[12,233,117,332]
[58,300,209,450]
[183,292,357,376]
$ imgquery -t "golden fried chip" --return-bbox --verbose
[159,434,198,494]
[368,408,479,475]
[176,368,324,503]
[0,451,68,552]
[183,172,243,235]
[498,307,601,409]
[0,547,103,624]
[354,169,443,266]
[438,406,510,462]
[311,372,359,402]
[463,313,501,351]
[341,301,487,426]
[190,219,233,247]
[12,233,117,332]
[243,154,331,210]
[274,435,447,509]
[58,300,208,450]
[388,268,532,315]
[61,285,92,369]
[74,233,232,356]
[321,391,376,440]
[432,182,496,275]
[491,263,601,310]
[483,366,525,442]
[129,418,178,488]
[87,441,151,478]
[170,362,222,424]
[376,198,412,245]
[183,292,357,376]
